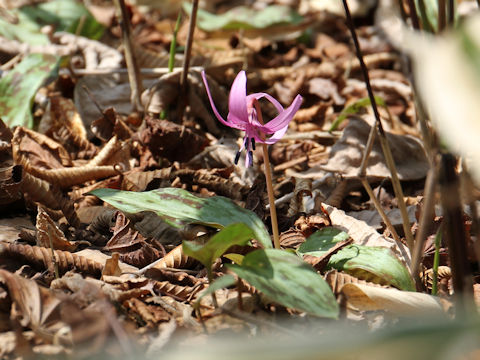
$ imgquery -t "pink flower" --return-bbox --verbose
[202,70,303,167]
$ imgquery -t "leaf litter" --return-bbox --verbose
[0,0,479,359]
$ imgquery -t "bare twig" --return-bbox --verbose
[342,0,415,251]
[438,0,446,32]
[439,153,474,315]
[113,0,143,111]
[178,0,199,121]
[447,0,455,26]
[411,165,437,287]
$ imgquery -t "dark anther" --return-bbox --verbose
[251,138,256,151]
[248,151,253,165]
[234,151,241,165]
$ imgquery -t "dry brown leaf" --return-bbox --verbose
[39,96,87,141]
[0,165,22,205]
[135,117,208,163]
[104,212,161,268]
[0,243,104,278]
[12,126,73,170]
[102,253,122,277]
[303,237,353,271]
[287,178,312,217]
[141,244,196,275]
[0,269,61,330]
[325,270,385,297]
[36,207,77,251]
[341,283,446,316]
[321,117,429,181]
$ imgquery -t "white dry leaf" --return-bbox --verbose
[341,283,445,316]
[322,203,412,270]
[377,1,480,185]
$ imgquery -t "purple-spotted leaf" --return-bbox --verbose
[227,249,339,318]
[90,187,272,248]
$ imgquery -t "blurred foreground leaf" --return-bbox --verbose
[228,249,339,318]
[0,54,59,128]
[183,3,302,31]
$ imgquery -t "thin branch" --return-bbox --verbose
[178,0,199,121]
[113,0,143,112]
[342,0,415,251]
[411,165,437,288]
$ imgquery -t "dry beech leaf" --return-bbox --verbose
[104,212,161,268]
[141,244,196,276]
[39,96,87,141]
[124,297,170,327]
[102,253,122,277]
[91,107,133,142]
[0,165,23,205]
[287,177,312,217]
[0,269,61,330]
[321,117,428,181]
[12,126,73,170]
[341,283,446,316]
[325,270,385,297]
[322,203,411,270]
[36,207,77,251]
[136,117,208,163]
[279,228,306,249]
[0,243,104,278]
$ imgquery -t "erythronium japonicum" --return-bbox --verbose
[202,70,303,249]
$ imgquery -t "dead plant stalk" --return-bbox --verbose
[342,0,415,251]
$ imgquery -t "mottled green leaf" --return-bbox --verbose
[224,253,244,265]
[0,54,59,128]
[183,3,302,31]
[227,249,339,318]
[90,187,272,248]
[329,96,386,131]
[327,245,415,291]
[0,0,104,43]
[297,227,349,257]
[183,223,254,270]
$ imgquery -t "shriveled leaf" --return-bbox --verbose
[183,223,254,269]
[327,245,415,291]
[329,96,386,131]
[0,54,59,128]
[227,249,339,318]
[297,227,350,257]
[184,3,303,31]
[195,274,236,303]
[342,283,445,316]
[322,117,429,181]
[90,188,272,248]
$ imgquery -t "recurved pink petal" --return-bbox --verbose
[201,71,244,130]
[259,94,303,133]
[246,92,284,113]
[227,71,249,125]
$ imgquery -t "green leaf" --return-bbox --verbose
[90,188,272,248]
[224,253,244,265]
[297,227,349,257]
[0,0,104,44]
[20,0,105,40]
[227,249,339,318]
[195,274,236,304]
[183,3,303,31]
[327,245,415,291]
[183,223,254,270]
[329,95,386,132]
[0,54,60,128]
